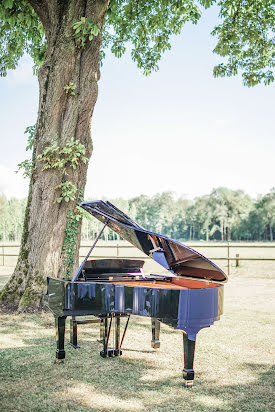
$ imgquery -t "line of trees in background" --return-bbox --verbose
[0,187,274,243]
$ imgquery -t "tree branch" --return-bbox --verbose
[26,0,50,32]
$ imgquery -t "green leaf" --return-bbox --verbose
[3,0,14,9]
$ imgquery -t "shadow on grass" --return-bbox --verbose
[1,326,274,412]
[1,311,274,411]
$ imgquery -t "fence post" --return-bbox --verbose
[235,253,239,267]
[227,243,230,276]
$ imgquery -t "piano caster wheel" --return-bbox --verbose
[55,349,65,363]
[100,349,122,358]
[151,340,160,349]
[183,380,194,388]
[54,359,65,365]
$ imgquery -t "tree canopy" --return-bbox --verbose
[1,0,274,85]
[1,188,274,243]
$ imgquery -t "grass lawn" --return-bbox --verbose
[0,268,274,411]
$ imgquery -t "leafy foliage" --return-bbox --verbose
[0,0,274,85]
[24,124,35,151]
[212,0,275,86]
[1,188,275,243]
[37,138,87,211]
[37,138,88,172]
[63,81,76,96]
[72,17,100,48]
[16,159,33,178]
[56,181,77,204]
[62,190,85,278]
[0,0,46,76]
[16,124,36,178]
[82,188,275,242]
[62,209,80,279]
[0,194,27,241]
[102,0,201,75]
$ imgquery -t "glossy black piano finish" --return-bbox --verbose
[44,200,227,387]
[46,277,223,339]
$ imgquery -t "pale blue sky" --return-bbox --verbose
[0,7,274,200]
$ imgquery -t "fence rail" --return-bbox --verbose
[1,243,275,276]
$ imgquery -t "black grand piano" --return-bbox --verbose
[44,200,227,387]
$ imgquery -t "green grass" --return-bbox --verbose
[0,265,275,411]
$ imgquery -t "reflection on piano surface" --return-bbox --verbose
[44,200,227,387]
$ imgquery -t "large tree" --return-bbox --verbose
[0,0,274,308]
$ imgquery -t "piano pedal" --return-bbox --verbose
[100,348,122,358]
[69,342,80,349]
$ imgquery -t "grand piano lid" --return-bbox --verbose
[80,200,228,283]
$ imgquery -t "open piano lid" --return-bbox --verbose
[80,200,228,283]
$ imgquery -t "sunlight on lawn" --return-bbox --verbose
[196,395,227,409]
[0,333,28,349]
[64,382,144,411]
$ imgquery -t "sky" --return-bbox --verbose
[0,7,274,201]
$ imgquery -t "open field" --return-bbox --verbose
[0,262,275,412]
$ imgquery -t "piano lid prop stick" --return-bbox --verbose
[72,219,110,281]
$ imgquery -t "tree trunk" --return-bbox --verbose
[0,0,109,308]
[206,226,209,242]
[220,221,224,241]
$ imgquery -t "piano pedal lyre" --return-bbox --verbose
[100,314,130,358]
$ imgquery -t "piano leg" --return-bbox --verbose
[55,316,67,362]
[151,318,160,349]
[69,316,80,348]
[182,332,196,387]
[98,318,104,343]
[100,316,110,357]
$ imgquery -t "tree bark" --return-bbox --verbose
[206,226,209,242]
[0,0,109,308]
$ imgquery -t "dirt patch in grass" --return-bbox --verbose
[0,302,19,314]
